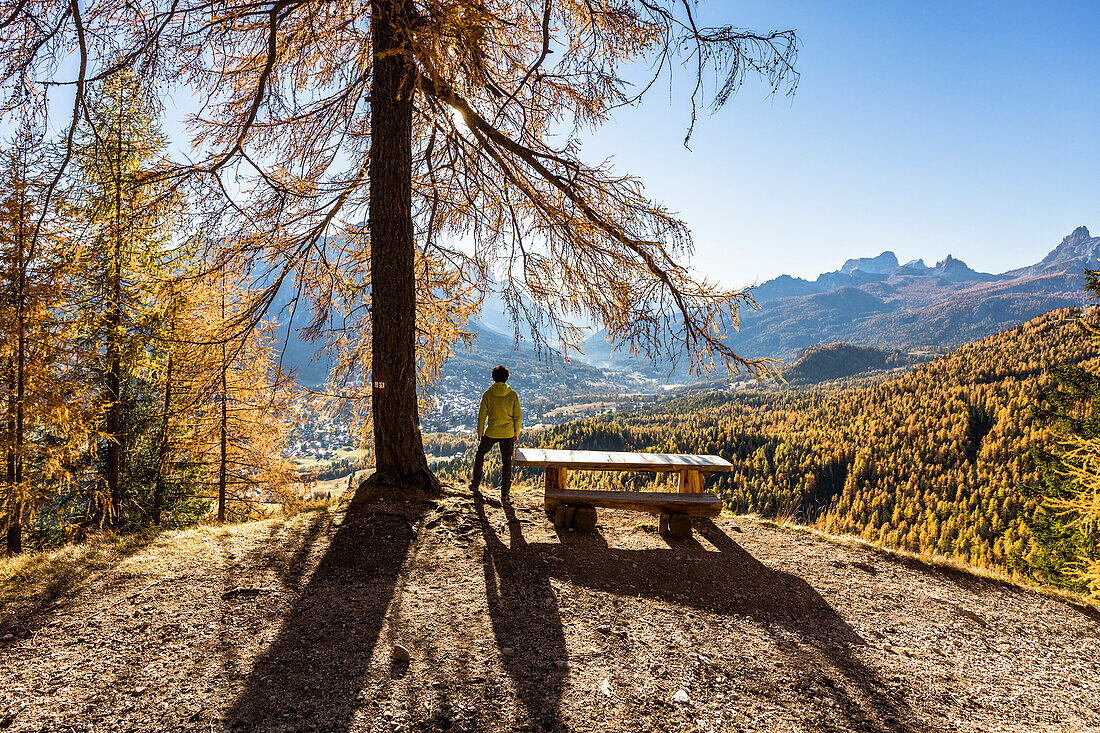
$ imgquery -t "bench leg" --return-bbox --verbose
[660,512,692,539]
[669,513,693,539]
[544,467,568,513]
[677,469,702,494]
[574,506,597,533]
[553,505,569,529]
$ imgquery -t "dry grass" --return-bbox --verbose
[739,511,1100,614]
[0,530,159,593]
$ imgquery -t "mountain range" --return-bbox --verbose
[582,226,1100,378]
[273,226,1099,388]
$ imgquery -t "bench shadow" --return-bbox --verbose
[521,516,916,732]
[473,493,570,732]
[222,500,420,730]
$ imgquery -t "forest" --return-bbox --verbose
[440,308,1100,591]
[0,73,301,555]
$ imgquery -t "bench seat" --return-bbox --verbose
[544,487,722,517]
[514,448,733,473]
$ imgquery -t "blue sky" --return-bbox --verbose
[26,1,1098,289]
[582,0,1099,285]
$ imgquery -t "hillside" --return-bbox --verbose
[782,343,910,384]
[521,309,1100,590]
[2,490,1098,732]
[583,227,1098,377]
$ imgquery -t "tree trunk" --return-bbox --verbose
[4,355,17,556]
[104,131,124,529]
[105,245,122,528]
[358,0,439,500]
[10,187,26,554]
[152,351,173,526]
[218,348,227,523]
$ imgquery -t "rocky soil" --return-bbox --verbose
[1,485,1098,732]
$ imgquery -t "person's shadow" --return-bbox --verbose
[473,493,571,732]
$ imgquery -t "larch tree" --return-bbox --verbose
[0,0,797,499]
[0,120,84,555]
[142,267,300,526]
[67,70,179,528]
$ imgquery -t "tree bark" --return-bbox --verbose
[358,0,439,500]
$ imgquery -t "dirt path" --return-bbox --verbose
[1,485,1098,732]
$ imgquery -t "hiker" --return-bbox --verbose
[470,365,522,502]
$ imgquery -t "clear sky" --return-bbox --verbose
[23,1,1097,290]
[581,0,1099,286]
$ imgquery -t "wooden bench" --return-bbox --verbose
[513,448,732,537]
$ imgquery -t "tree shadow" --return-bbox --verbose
[473,493,570,732]
[222,499,421,730]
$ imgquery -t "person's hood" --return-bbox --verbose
[488,382,514,397]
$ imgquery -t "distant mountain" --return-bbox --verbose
[582,226,1098,379]
[268,278,639,397]
[840,251,898,275]
[1005,226,1100,278]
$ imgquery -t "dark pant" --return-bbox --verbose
[470,436,514,492]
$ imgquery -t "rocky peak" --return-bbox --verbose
[840,251,899,275]
[1037,226,1099,269]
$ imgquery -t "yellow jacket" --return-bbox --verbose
[477,382,522,439]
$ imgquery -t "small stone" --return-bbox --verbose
[555,660,570,670]
[596,625,611,634]
[392,644,411,662]
[600,677,612,697]
[1069,677,1083,687]
[672,689,689,704]
[502,647,515,657]
[731,526,742,532]
[0,634,12,641]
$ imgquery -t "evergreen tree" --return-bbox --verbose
[68,70,178,530]
[1029,272,1100,594]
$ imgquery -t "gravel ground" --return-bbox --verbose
[1,484,1098,732]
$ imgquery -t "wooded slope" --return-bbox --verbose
[532,309,1100,581]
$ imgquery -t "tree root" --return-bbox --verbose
[354,467,442,505]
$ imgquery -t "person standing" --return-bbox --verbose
[470,365,522,502]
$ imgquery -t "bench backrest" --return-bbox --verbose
[513,448,733,472]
